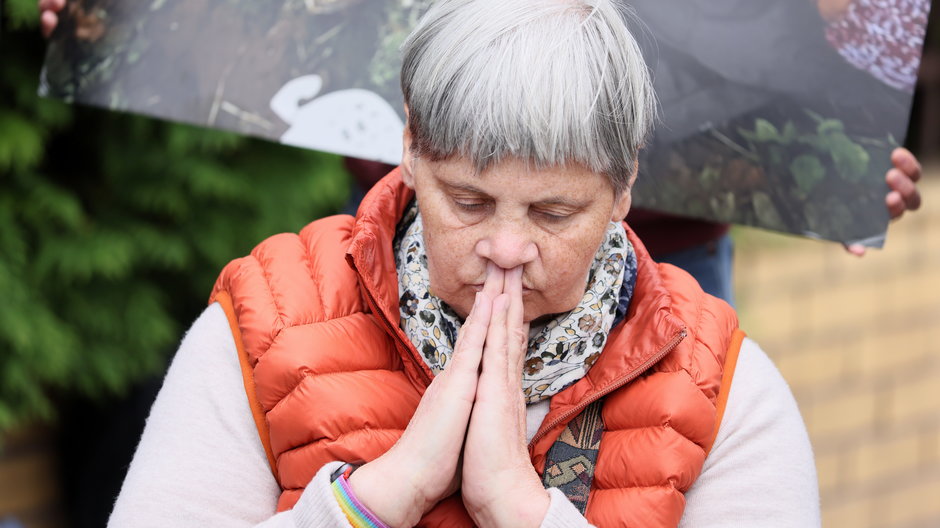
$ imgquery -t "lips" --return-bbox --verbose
[468,284,534,293]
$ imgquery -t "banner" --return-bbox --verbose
[41,0,933,246]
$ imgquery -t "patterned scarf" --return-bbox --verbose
[394,202,637,403]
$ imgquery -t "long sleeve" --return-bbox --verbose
[678,338,821,527]
[108,303,353,527]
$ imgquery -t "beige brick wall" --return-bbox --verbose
[734,169,940,528]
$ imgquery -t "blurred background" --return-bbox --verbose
[1,0,938,527]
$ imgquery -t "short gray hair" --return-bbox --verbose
[400,0,656,194]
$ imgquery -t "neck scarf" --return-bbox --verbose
[394,202,637,403]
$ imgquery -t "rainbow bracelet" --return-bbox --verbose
[330,466,390,528]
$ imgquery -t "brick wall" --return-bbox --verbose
[734,169,940,528]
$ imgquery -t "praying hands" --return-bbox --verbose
[347,263,549,528]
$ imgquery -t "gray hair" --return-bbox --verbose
[400,0,656,194]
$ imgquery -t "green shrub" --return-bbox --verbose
[0,0,350,435]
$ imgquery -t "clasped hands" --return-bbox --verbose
[348,263,551,528]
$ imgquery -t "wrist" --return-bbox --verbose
[332,466,391,528]
[468,478,551,528]
[346,457,430,528]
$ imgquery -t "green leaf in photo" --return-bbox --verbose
[752,192,786,231]
[790,154,826,194]
[829,135,870,182]
[754,118,780,142]
[780,121,797,145]
[817,118,846,136]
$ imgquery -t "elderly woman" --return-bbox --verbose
[108,0,819,526]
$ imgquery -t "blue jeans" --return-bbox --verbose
[656,234,735,307]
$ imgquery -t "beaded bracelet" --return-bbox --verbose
[330,464,390,528]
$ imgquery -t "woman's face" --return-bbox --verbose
[401,155,632,323]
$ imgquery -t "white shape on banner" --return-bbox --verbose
[270,74,404,164]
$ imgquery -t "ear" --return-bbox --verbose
[611,190,632,222]
[610,161,638,221]
[401,105,415,189]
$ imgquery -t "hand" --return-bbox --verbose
[845,147,922,256]
[462,265,551,528]
[884,147,923,220]
[39,0,66,38]
[347,268,503,527]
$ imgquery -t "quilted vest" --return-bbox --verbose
[210,169,744,527]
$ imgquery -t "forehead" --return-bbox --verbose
[421,157,613,201]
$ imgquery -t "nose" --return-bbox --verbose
[474,224,538,270]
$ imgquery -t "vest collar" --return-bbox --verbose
[345,168,689,404]
[346,169,434,386]
[529,227,688,448]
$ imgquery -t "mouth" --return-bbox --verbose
[469,284,533,294]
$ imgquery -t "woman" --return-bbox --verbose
[108,1,819,526]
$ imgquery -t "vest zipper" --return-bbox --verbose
[356,271,434,387]
[527,328,687,450]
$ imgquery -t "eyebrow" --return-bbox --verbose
[438,179,590,209]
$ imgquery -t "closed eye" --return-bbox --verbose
[454,200,488,212]
[534,209,572,222]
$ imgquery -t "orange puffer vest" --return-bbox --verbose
[210,169,744,527]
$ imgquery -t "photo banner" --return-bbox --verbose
[41,0,933,246]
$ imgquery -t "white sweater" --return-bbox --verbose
[108,303,820,527]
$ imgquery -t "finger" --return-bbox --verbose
[891,147,922,183]
[450,292,491,373]
[886,168,922,213]
[505,266,523,325]
[843,243,866,257]
[504,266,528,380]
[39,0,65,11]
[40,11,58,38]
[886,190,907,220]
[481,293,510,378]
[504,266,523,305]
[483,261,505,298]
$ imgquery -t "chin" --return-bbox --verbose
[445,294,474,321]
[524,300,575,325]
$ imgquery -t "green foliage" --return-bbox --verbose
[738,113,876,198]
[0,2,350,435]
[634,102,895,244]
[789,155,825,194]
[4,0,38,28]
[802,114,870,182]
[727,110,892,239]
[0,110,45,171]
